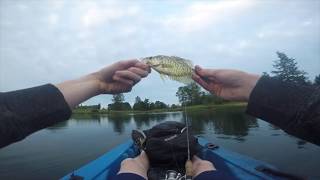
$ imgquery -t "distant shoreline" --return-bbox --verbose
[72,102,247,115]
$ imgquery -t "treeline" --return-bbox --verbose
[74,104,101,113]
[107,94,173,111]
[107,83,226,111]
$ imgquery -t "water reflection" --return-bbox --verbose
[187,109,257,142]
[47,121,68,130]
[132,112,180,129]
[50,109,258,140]
[107,114,131,134]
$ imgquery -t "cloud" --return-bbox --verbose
[163,0,256,33]
[81,2,140,28]
[48,13,59,25]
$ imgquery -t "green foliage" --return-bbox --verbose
[76,104,101,110]
[176,82,202,105]
[112,94,124,104]
[171,104,178,109]
[271,52,309,84]
[153,101,168,109]
[133,96,149,110]
[176,82,225,106]
[108,102,131,111]
[74,104,101,113]
[262,72,270,77]
[314,74,320,86]
[108,94,131,111]
[133,96,168,111]
[199,92,225,105]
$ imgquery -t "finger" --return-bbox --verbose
[192,73,211,92]
[113,75,134,86]
[135,61,151,73]
[129,67,149,78]
[116,70,142,83]
[195,65,216,78]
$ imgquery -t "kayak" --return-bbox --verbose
[61,137,292,180]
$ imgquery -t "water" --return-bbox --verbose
[0,107,319,180]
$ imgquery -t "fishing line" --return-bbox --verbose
[184,104,191,161]
[183,103,193,180]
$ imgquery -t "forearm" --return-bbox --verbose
[0,84,71,148]
[55,73,101,109]
[246,76,320,145]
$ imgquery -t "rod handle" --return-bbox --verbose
[185,159,193,179]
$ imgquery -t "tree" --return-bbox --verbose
[149,102,155,110]
[135,96,142,104]
[176,82,202,106]
[133,97,150,111]
[314,74,320,86]
[154,101,168,109]
[176,86,189,105]
[112,94,124,104]
[143,99,150,110]
[171,104,178,109]
[108,94,131,111]
[271,52,309,84]
[262,72,270,77]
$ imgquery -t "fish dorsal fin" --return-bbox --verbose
[171,56,193,68]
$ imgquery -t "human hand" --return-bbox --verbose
[118,151,149,179]
[93,60,151,94]
[192,156,216,178]
[192,65,260,101]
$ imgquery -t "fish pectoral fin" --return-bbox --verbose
[160,74,167,82]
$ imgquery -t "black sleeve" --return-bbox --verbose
[246,76,320,145]
[0,84,72,148]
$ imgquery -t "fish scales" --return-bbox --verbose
[141,55,194,84]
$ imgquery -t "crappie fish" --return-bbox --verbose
[141,55,194,84]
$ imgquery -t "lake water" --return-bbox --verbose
[0,107,319,180]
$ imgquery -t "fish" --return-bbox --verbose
[141,55,194,84]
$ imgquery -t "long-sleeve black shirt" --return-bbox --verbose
[0,84,71,148]
[246,76,320,145]
[0,76,319,148]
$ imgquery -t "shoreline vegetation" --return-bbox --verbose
[72,102,247,115]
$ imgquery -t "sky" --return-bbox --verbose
[0,0,319,107]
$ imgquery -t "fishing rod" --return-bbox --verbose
[184,104,193,180]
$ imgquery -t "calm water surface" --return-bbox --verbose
[0,108,319,179]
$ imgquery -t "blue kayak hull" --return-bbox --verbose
[61,138,285,180]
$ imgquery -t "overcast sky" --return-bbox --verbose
[0,0,319,106]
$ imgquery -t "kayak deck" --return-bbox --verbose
[61,137,286,180]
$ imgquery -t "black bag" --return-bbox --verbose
[142,121,200,168]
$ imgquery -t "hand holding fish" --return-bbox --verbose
[192,66,260,101]
[94,60,151,94]
[56,59,150,108]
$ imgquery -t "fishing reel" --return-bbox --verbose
[163,170,185,180]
